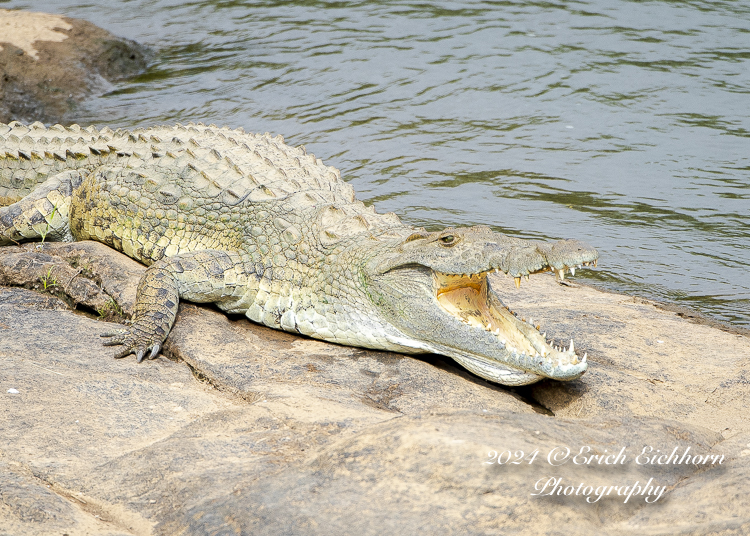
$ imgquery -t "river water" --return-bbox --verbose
[7,0,750,327]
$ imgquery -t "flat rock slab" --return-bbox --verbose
[1,242,748,535]
[0,9,148,124]
[500,274,750,437]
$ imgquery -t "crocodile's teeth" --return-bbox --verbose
[570,267,576,276]
[514,276,521,289]
[569,339,574,353]
[557,269,565,281]
[582,352,587,362]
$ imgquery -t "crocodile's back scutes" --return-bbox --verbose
[0,121,405,243]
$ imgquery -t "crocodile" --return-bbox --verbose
[0,121,598,386]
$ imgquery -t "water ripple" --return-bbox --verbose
[6,0,750,326]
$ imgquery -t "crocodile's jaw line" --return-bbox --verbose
[370,266,587,385]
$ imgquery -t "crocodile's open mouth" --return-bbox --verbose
[433,269,586,368]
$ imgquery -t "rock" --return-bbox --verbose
[501,274,750,438]
[0,9,148,124]
[0,241,143,319]
[0,242,747,535]
[171,413,731,536]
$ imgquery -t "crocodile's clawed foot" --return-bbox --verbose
[99,265,177,363]
[101,327,163,362]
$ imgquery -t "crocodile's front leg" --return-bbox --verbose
[0,170,85,245]
[102,249,252,361]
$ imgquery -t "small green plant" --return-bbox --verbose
[41,267,57,290]
[97,298,124,319]
[39,203,58,244]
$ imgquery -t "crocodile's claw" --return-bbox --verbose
[101,327,163,362]
[100,262,179,362]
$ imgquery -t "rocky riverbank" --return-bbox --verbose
[1,241,747,535]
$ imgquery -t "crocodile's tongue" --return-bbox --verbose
[434,271,578,362]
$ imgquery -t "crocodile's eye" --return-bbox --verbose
[439,235,457,246]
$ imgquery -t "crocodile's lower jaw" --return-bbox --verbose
[434,270,585,380]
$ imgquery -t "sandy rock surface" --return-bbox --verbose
[0,241,748,535]
[0,9,148,124]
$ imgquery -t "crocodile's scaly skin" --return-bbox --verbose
[0,121,598,386]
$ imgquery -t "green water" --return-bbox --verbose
[7,0,750,326]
